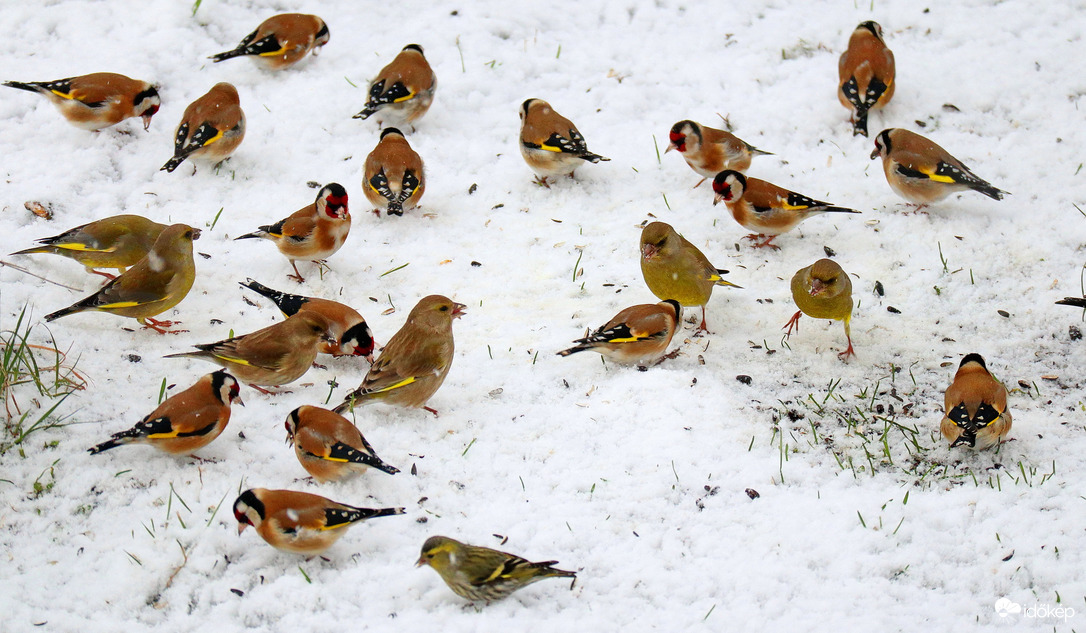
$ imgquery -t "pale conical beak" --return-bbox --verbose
[415,556,428,568]
[237,522,248,535]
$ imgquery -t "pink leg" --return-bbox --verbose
[90,269,118,280]
[141,316,187,335]
[782,311,802,337]
[692,177,707,189]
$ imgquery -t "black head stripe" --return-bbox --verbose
[236,490,264,519]
[380,127,403,139]
[960,353,987,370]
[133,86,159,106]
[403,43,424,54]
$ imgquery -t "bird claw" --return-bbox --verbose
[533,176,552,188]
[782,311,802,336]
[142,318,187,335]
[287,273,305,283]
[423,406,439,417]
[743,234,780,250]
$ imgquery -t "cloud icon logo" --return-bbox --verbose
[995,597,1022,617]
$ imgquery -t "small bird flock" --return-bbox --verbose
[1,1,1085,629]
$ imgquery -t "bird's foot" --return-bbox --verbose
[142,317,187,335]
[533,176,552,188]
[837,342,856,361]
[249,384,290,395]
[422,406,439,417]
[743,234,781,250]
[311,362,328,370]
[90,269,118,281]
[782,311,802,336]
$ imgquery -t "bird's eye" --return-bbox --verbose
[439,306,448,312]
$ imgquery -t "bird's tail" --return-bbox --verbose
[352,107,377,120]
[88,438,125,454]
[333,391,363,415]
[386,201,404,216]
[851,110,870,137]
[239,279,304,315]
[342,506,405,524]
[209,48,247,63]
[971,182,1007,201]
[10,245,54,256]
[162,351,204,360]
[44,303,83,322]
[531,562,578,580]
[234,230,268,241]
[711,269,742,289]
[579,152,610,164]
[556,344,589,357]
[3,80,45,94]
[363,453,401,476]
[160,155,187,173]
[87,428,143,454]
[1056,297,1086,308]
[819,206,861,215]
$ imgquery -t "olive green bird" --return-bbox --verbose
[784,258,854,360]
[44,224,199,334]
[639,221,740,331]
[12,214,166,280]
[416,535,577,603]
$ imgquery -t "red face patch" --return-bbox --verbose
[325,195,349,216]
[712,181,731,199]
[669,131,686,152]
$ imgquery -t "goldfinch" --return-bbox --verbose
[711,171,859,249]
[666,120,771,187]
[352,44,436,129]
[88,370,242,455]
[161,83,245,173]
[285,405,399,482]
[209,13,330,70]
[44,224,199,334]
[870,128,1007,205]
[838,21,895,137]
[363,129,425,217]
[940,353,1012,450]
[519,98,610,186]
[639,221,740,332]
[164,311,334,393]
[234,183,350,282]
[233,488,404,556]
[557,300,682,366]
[784,258,854,360]
[417,535,577,604]
[240,278,375,360]
[11,214,167,280]
[3,72,160,131]
[334,295,464,416]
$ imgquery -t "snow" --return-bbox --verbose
[1,0,1085,630]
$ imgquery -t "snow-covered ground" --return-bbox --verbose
[1,0,1084,630]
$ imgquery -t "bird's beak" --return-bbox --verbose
[191,228,203,240]
[322,332,338,345]
[712,194,723,206]
[452,303,467,319]
[237,523,248,535]
[809,279,826,296]
[236,396,245,407]
[641,243,658,259]
[869,146,881,160]
[142,114,154,131]
[415,556,428,568]
[664,143,676,154]
[364,353,375,364]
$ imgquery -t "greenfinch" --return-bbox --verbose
[209,13,329,70]
[940,354,1012,450]
[557,300,682,366]
[417,535,577,603]
[639,221,739,332]
[784,258,855,360]
[233,488,403,556]
[711,171,859,249]
[164,311,333,393]
[667,120,771,187]
[870,128,1007,205]
[838,21,895,137]
[88,370,243,456]
[285,405,399,482]
[240,278,375,360]
[519,98,610,186]
[334,295,464,416]
[3,72,160,131]
[12,214,167,280]
[44,223,199,334]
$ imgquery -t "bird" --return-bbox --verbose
[1056,297,1086,308]
[838,21,895,137]
[3,72,160,131]
[44,224,199,334]
[285,405,399,482]
[233,488,404,556]
[164,311,334,394]
[711,171,859,249]
[416,535,577,603]
[870,128,1007,205]
[363,129,424,216]
[666,120,771,187]
[519,98,610,186]
[11,214,167,280]
[160,82,245,173]
[239,278,375,360]
[334,295,464,416]
[557,300,682,367]
[88,370,242,456]
[940,353,1012,450]
[784,258,855,360]
[352,44,436,129]
[639,221,739,332]
[234,183,350,282]
[209,13,329,70]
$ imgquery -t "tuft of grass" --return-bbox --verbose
[1,306,86,454]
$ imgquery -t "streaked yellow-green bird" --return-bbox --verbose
[784,258,854,360]
[416,535,577,603]
[11,214,167,280]
[639,221,739,332]
[334,295,464,416]
[940,353,1012,450]
[44,224,199,333]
